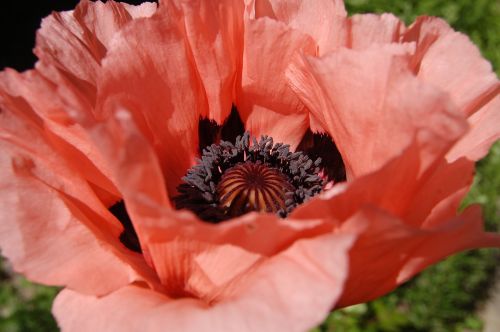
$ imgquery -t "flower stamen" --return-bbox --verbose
[174,133,324,222]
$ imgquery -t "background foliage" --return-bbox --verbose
[0,0,499,331]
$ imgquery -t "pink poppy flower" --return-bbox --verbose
[0,0,498,331]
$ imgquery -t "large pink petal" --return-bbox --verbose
[35,0,157,87]
[53,232,354,332]
[1,1,160,205]
[237,17,315,148]
[0,69,120,205]
[96,7,205,196]
[137,208,333,257]
[169,0,245,122]
[336,205,500,308]
[0,104,157,294]
[402,157,474,227]
[292,139,474,230]
[447,95,500,162]
[77,0,157,47]
[243,107,309,149]
[253,5,404,55]
[147,239,262,301]
[30,1,158,145]
[0,171,132,295]
[89,111,171,211]
[288,45,467,178]
[347,13,405,50]
[252,0,347,55]
[87,109,173,255]
[405,17,499,117]
[0,162,160,296]
[0,85,121,235]
[287,137,497,308]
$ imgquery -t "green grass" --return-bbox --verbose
[0,260,59,332]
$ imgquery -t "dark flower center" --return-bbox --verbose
[109,200,141,253]
[174,133,324,222]
[109,106,345,250]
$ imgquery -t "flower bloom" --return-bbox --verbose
[0,0,499,331]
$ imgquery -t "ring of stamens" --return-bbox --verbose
[174,133,324,223]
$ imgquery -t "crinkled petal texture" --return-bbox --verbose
[53,233,354,332]
[0,0,170,292]
[1,0,500,331]
[285,3,500,307]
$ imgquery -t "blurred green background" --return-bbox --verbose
[1,0,499,331]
